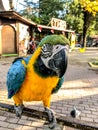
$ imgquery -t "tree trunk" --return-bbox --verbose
[82,11,91,47]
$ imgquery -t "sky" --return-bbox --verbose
[15,0,39,12]
[2,0,39,11]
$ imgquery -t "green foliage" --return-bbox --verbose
[87,17,97,35]
[65,0,98,47]
[92,61,98,65]
[18,0,40,23]
[65,1,83,33]
[80,0,98,16]
[39,0,65,25]
[79,0,98,46]
[94,13,98,34]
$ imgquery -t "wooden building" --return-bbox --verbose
[0,11,36,55]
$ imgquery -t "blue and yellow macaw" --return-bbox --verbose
[6,35,69,128]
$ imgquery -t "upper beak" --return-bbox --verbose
[48,49,68,78]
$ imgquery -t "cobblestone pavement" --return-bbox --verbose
[0,48,98,129]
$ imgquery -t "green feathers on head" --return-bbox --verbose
[39,34,69,47]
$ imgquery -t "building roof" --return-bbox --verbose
[0,11,36,25]
[37,24,74,33]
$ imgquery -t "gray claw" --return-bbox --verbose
[14,104,24,118]
[49,122,57,129]
[45,107,57,129]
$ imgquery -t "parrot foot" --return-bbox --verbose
[14,104,24,118]
[45,107,57,129]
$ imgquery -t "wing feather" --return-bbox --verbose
[52,76,64,94]
[6,58,26,98]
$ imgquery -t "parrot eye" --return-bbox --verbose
[56,46,59,49]
[53,45,65,53]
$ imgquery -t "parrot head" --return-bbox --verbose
[38,35,69,78]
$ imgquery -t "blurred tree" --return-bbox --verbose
[80,0,98,47]
[18,0,40,23]
[65,0,98,47]
[94,14,98,35]
[39,0,65,25]
[65,0,83,33]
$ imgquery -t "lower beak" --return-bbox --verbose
[48,49,68,78]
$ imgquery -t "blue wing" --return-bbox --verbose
[6,56,31,99]
[52,76,64,94]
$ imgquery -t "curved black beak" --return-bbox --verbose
[48,49,68,78]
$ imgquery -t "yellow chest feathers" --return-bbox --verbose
[19,70,59,101]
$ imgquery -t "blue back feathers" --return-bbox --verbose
[6,56,31,98]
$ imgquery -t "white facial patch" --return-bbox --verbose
[41,45,65,69]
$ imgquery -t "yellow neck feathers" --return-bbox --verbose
[27,47,41,71]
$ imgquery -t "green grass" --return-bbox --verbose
[2,54,18,57]
[92,61,98,65]
[89,61,98,68]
